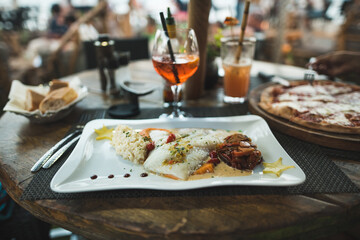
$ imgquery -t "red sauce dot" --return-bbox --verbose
[90,175,97,180]
[108,174,114,179]
[140,173,148,177]
[124,173,131,178]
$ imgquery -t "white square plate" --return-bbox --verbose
[51,115,306,193]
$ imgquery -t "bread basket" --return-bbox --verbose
[3,78,88,123]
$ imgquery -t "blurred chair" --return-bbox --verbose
[83,36,149,69]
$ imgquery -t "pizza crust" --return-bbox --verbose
[289,116,360,134]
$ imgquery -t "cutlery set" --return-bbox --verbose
[258,57,317,86]
[31,110,106,173]
[31,129,82,172]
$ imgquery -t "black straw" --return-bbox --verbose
[160,12,175,62]
[159,12,180,84]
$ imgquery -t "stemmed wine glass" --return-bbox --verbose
[152,28,199,118]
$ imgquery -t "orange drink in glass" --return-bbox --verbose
[221,37,256,103]
[152,28,199,118]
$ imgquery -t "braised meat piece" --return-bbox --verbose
[216,134,263,170]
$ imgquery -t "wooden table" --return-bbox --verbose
[0,60,359,240]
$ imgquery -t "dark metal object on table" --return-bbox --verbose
[94,35,153,118]
[108,79,157,118]
[94,34,122,96]
[108,84,140,118]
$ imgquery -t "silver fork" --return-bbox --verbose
[304,57,316,85]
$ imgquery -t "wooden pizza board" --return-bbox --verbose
[248,82,360,152]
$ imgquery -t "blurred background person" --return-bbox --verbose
[47,3,68,38]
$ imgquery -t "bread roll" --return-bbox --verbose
[39,87,78,113]
[25,89,45,111]
[49,79,69,92]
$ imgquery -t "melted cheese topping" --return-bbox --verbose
[270,82,360,129]
[272,101,322,113]
[324,113,352,126]
[288,85,317,95]
[323,85,352,95]
[337,92,360,104]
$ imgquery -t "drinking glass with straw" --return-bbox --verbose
[152,12,200,118]
[221,0,256,104]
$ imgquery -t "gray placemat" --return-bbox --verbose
[320,146,360,161]
[21,107,359,200]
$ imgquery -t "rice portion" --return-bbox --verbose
[111,125,148,164]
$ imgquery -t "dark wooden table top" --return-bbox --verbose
[0,60,359,240]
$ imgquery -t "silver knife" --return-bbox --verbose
[271,76,290,87]
[258,72,290,86]
[42,135,81,169]
[31,130,81,172]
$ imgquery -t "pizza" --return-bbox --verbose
[259,80,360,134]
